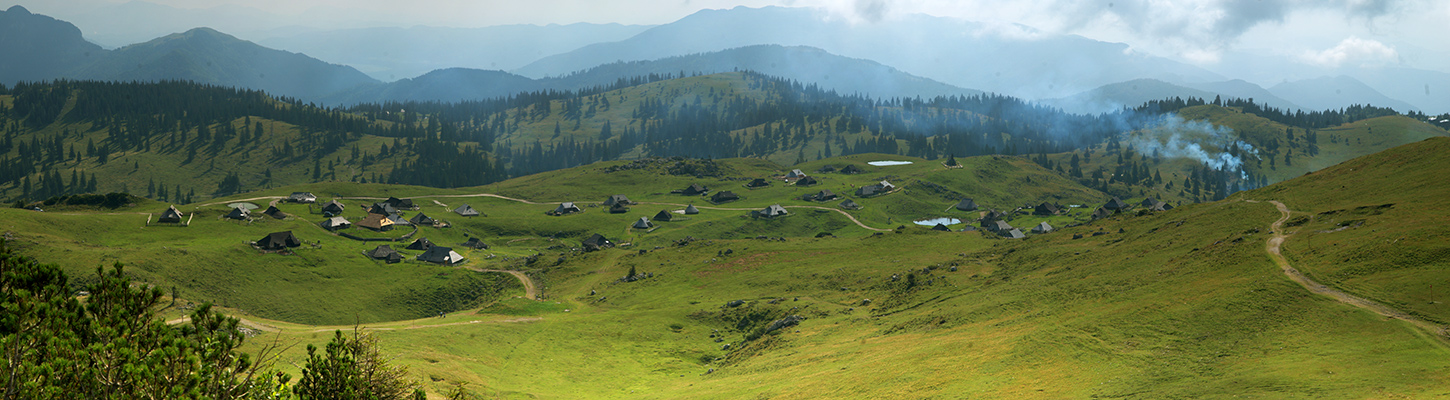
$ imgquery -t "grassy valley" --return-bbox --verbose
[4,138,1448,398]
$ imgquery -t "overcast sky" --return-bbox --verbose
[16,0,1450,72]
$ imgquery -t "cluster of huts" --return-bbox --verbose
[939,194,1175,239]
[358,237,469,265]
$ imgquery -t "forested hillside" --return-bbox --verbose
[1,71,1442,205]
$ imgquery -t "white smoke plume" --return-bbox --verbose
[1123,114,1258,175]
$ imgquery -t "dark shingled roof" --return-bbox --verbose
[257,231,301,250]
[1031,222,1054,234]
[632,217,653,229]
[384,197,415,209]
[681,183,709,195]
[932,223,951,231]
[159,205,184,223]
[224,207,249,220]
[711,191,740,203]
[459,237,489,250]
[955,198,978,211]
[417,246,464,264]
[409,213,436,226]
[263,206,287,219]
[795,176,819,186]
[582,233,613,251]
[454,204,480,217]
[321,200,345,215]
[406,237,434,251]
[608,203,629,214]
[839,164,863,174]
[1103,197,1130,210]
[760,204,789,218]
[839,199,861,210]
[653,210,674,221]
[1092,207,1113,219]
[554,202,581,214]
[366,245,401,263]
[684,204,700,214]
[603,194,633,206]
[1033,202,1062,216]
[369,203,399,215]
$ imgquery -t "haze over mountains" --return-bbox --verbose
[1,4,1446,114]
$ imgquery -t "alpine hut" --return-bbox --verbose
[759,204,789,218]
[683,204,701,215]
[1092,207,1113,219]
[365,245,402,263]
[1140,197,1160,208]
[603,195,633,206]
[1033,202,1062,216]
[839,164,863,174]
[653,210,674,222]
[932,223,952,231]
[582,233,613,251]
[321,200,345,216]
[368,203,399,216]
[256,231,301,251]
[681,183,709,195]
[746,178,770,188]
[321,216,351,230]
[711,191,740,203]
[816,165,837,173]
[1103,197,1130,211]
[632,217,654,229]
[807,189,838,201]
[409,212,437,226]
[417,246,464,265]
[1002,228,1026,239]
[405,237,434,251]
[785,169,808,179]
[552,202,582,215]
[1031,222,1054,234]
[454,204,480,217]
[355,213,394,231]
[223,207,250,220]
[984,220,1013,233]
[262,205,287,219]
[387,213,411,227]
[608,203,629,214]
[159,205,184,223]
[289,192,317,203]
[839,199,862,210]
[383,197,416,209]
[794,176,819,186]
[954,198,978,211]
[459,237,489,250]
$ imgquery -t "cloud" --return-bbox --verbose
[1302,36,1400,67]
[853,0,887,23]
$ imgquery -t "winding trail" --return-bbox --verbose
[468,268,538,300]
[1257,200,1447,339]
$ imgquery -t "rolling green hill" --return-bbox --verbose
[3,137,1448,398]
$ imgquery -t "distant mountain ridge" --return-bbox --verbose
[256,23,655,82]
[0,6,103,84]
[0,7,378,101]
[1045,79,1302,115]
[514,6,1225,100]
[1269,75,1421,113]
[69,27,379,101]
[324,45,981,105]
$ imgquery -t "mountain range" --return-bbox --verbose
[1,5,1444,115]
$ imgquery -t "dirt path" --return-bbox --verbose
[1259,200,1447,339]
[167,314,541,334]
[467,268,539,300]
[637,201,890,232]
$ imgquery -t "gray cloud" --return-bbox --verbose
[852,0,887,23]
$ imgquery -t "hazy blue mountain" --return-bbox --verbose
[322,45,980,105]
[1045,78,1304,115]
[36,1,287,48]
[323,68,542,105]
[1346,67,1450,114]
[69,28,379,101]
[1269,76,1420,113]
[0,5,105,85]
[547,45,981,99]
[514,6,1223,100]
[256,24,653,82]
[1043,79,1221,115]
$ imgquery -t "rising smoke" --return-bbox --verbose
[1122,114,1259,176]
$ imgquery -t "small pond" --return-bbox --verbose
[227,202,260,210]
[867,161,914,166]
[913,217,961,226]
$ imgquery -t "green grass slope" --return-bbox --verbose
[1233,136,1450,325]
